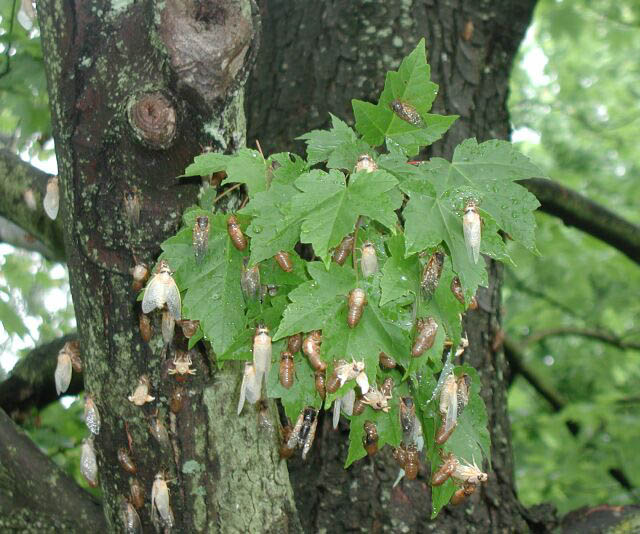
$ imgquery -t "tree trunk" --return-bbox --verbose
[246,1,546,532]
[37,0,301,532]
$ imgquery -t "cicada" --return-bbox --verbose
[128,375,155,406]
[80,437,98,487]
[286,407,318,460]
[360,241,378,277]
[120,499,142,534]
[463,200,481,264]
[253,325,272,382]
[354,154,378,173]
[193,215,210,263]
[241,258,261,301]
[421,251,444,296]
[84,395,101,435]
[274,251,293,272]
[43,175,59,220]
[123,188,141,225]
[332,234,355,265]
[151,473,174,530]
[237,362,261,415]
[141,260,181,320]
[363,421,379,456]
[279,351,294,389]
[347,288,367,328]
[390,99,424,126]
[302,330,326,372]
[411,316,438,357]
[54,347,72,395]
[227,214,247,251]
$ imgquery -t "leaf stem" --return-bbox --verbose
[213,183,242,204]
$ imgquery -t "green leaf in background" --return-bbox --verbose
[298,114,371,170]
[291,169,402,265]
[160,212,245,355]
[352,39,458,156]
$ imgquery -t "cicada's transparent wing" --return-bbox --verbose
[341,388,355,416]
[80,438,98,487]
[463,205,481,264]
[43,176,59,220]
[288,411,304,449]
[163,276,181,320]
[332,398,341,429]
[141,274,166,314]
[54,351,72,395]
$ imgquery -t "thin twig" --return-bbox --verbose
[523,327,640,351]
[212,182,242,204]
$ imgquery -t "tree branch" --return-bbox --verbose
[504,336,568,412]
[504,336,634,492]
[523,327,640,351]
[520,178,640,266]
[0,333,83,419]
[0,407,106,531]
[0,148,65,261]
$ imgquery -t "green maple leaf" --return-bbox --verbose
[181,152,228,177]
[220,148,270,197]
[380,234,421,306]
[291,169,402,265]
[352,39,458,156]
[273,262,355,340]
[160,211,245,355]
[401,177,489,300]
[423,138,543,250]
[298,114,371,170]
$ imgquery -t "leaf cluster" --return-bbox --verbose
[153,39,544,517]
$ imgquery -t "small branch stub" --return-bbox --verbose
[127,92,177,150]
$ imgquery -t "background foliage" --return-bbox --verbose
[1,0,639,514]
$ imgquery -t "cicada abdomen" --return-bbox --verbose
[411,316,438,357]
[347,288,367,328]
[332,234,355,266]
[227,214,247,251]
[279,351,295,389]
[274,251,293,272]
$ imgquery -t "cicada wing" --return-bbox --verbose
[164,277,182,320]
[238,369,249,415]
[141,275,166,314]
[301,417,317,460]
[288,411,304,449]
[356,371,369,395]
[444,388,458,434]
[54,353,72,395]
[332,398,341,429]
[43,177,59,220]
[463,212,481,264]
[341,388,355,416]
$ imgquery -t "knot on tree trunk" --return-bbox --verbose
[127,92,177,150]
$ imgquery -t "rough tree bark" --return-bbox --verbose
[36,0,300,532]
[246,1,548,532]
[1,0,563,532]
